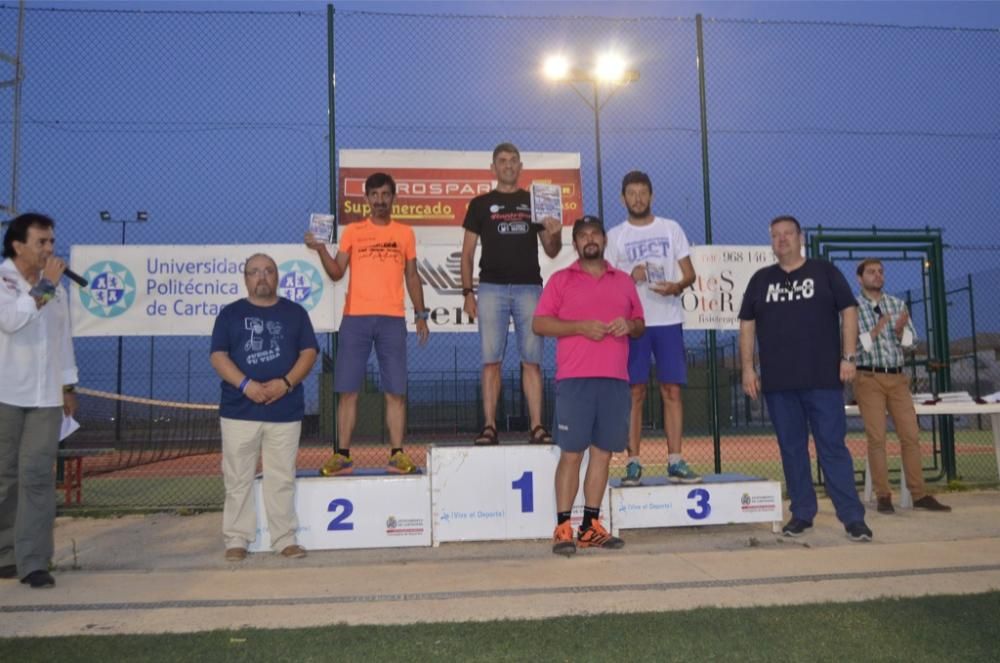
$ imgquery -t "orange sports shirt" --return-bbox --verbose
[339,218,416,317]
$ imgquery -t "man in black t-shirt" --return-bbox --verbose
[738,216,872,542]
[461,142,562,445]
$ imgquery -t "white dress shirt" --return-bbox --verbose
[0,258,78,407]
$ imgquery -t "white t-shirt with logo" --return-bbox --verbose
[605,216,691,327]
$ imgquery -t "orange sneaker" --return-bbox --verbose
[577,520,625,549]
[552,521,576,556]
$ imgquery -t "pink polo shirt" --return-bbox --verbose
[535,260,644,381]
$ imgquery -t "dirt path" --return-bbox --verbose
[2,491,999,637]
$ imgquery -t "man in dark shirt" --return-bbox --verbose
[738,216,872,542]
[210,253,318,562]
[460,142,562,445]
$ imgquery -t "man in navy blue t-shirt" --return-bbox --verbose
[210,253,318,562]
[738,216,872,542]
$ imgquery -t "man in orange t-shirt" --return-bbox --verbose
[305,172,430,475]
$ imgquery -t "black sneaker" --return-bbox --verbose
[912,495,951,512]
[846,521,873,542]
[20,570,55,589]
[782,517,813,537]
[0,564,17,579]
[876,496,894,514]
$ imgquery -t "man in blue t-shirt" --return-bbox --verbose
[738,216,872,543]
[210,253,318,562]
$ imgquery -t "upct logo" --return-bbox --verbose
[277,260,324,311]
[78,261,136,318]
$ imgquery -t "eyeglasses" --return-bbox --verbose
[783,278,793,291]
[873,304,883,316]
[246,267,277,278]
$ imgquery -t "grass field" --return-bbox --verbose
[3,592,998,662]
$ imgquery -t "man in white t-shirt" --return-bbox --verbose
[605,171,700,486]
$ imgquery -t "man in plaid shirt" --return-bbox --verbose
[854,259,950,514]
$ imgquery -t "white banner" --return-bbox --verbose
[69,239,775,336]
[70,244,344,337]
[682,245,777,330]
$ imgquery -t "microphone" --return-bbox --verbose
[64,268,89,288]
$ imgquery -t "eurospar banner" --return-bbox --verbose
[337,148,583,226]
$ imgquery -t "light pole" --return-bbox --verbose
[542,52,638,220]
[99,210,148,441]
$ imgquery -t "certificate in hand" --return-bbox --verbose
[530,182,563,225]
[645,261,667,284]
[308,213,336,244]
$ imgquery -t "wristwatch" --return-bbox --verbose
[414,309,430,322]
[461,288,475,297]
[841,355,856,363]
[281,376,293,392]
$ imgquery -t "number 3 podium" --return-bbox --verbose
[250,445,783,552]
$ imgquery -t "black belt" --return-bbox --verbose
[856,366,902,374]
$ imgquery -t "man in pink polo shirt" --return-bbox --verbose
[533,215,645,556]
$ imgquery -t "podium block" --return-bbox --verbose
[610,474,783,536]
[430,445,610,544]
[249,469,431,552]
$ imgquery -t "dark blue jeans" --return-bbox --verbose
[764,388,865,526]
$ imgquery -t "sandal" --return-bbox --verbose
[474,425,499,445]
[528,425,553,444]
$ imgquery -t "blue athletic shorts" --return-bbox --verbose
[476,282,543,365]
[552,378,630,453]
[334,315,407,395]
[628,323,687,386]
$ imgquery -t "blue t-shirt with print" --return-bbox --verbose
[738,258,856,392]
[210,297,318,422]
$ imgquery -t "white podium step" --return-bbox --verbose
[250,469,431,552]
[609,473,783,536]
[430,445,610,544]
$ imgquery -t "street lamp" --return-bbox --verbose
[98,210,149,441]
[100,210,148,245]
[542,52,639,220]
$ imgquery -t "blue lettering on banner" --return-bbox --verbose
[327,498,355,531]
[511,471,534,513]
[686,488,711,520]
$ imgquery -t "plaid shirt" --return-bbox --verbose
[856,291,916,369]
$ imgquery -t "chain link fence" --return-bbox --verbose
[1,4,997,509]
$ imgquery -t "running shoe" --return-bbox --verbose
[577,520,625,550]
[552,521,576,556]
[782,517,813,537]
[386,450,417,474]
[846,521,873,542]
[667,459,702,484]
[621,460,643,487]
[319,452,353,476]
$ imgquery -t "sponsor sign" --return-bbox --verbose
[70,240,776,335]
[682,245,777,330]
[338,149,583,226]
[70,244,342,336]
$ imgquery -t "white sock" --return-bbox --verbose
[628,456,641,465]
[668,453,682,465]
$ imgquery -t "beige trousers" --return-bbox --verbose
[854,371,926,500]
[220,417,301,551]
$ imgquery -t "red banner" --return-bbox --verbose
[337,150,583,226]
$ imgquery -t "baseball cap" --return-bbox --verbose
[572,215,605,239]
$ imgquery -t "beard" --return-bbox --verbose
[627,202,651,218]
[581,243,603,260]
